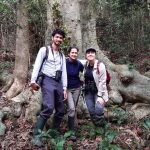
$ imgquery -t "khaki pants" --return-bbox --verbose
[67,87,81,117]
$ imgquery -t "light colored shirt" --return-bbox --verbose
[79,59,108,102]
[31,46,67,90]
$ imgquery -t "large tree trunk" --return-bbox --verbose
[46,0,150,104]
[59,0,82,51]
[46,0,83,51]
[4,0,29,100]
[79,0,99,53]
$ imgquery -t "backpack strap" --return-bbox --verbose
[38,46,49,73]
[59,50,63,58]
[51,46,63,59]
[97,61,100,74]
[45,46,49,60]
[85,60,88,70]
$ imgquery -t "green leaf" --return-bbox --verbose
[142,119,150,130]
[110,144,122,150]
[98,140,110,150]
[66,144,73,150]
[95,127,105,135]
[56,140,65,150]
[89,129,96,138]
[145,120,150,128]
[105,130,118,142]
[64,130,73,138]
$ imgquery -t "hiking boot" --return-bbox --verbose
[33,116,47,135]
[31,135,43,147]
[68,116,77,142]
[53,116,63,130]
[69,131,77,142]
[31,116,46,147]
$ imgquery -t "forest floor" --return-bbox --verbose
[0,50,150,150]
[0,100,150,150]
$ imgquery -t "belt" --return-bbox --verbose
[43,74,60,82]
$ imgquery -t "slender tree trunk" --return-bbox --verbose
[5,0,29,100]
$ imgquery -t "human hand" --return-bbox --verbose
[96,97,105,106]
[30,83,40,91]
[63,89,67,101]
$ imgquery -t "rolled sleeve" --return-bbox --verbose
[30,47,46,83]
[97,63,108,102]
[61,54,67,90]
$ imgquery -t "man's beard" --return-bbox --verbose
[53,41,61,47]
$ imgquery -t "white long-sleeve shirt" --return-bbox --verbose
[31,46,67,90]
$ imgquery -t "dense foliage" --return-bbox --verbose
[27,0,47,53]
[0,0,17,52]
[0,0,47,55]
[95,0,150,64]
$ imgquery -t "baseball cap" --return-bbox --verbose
[86,48,96,53]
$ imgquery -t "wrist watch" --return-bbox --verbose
[97,95,105,102]
[97,95,102,98]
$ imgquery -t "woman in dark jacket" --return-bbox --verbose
[66,46,84,141]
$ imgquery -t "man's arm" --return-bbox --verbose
[30,47,47,90]
[61,54,67,90]
[31,47,47,83]
[97,62,109,102]
[61,54,67,99]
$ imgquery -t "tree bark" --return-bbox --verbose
[51,0,150,104]
[5,0,29,100]
[60,0,82,51]
[45,0,54,44]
